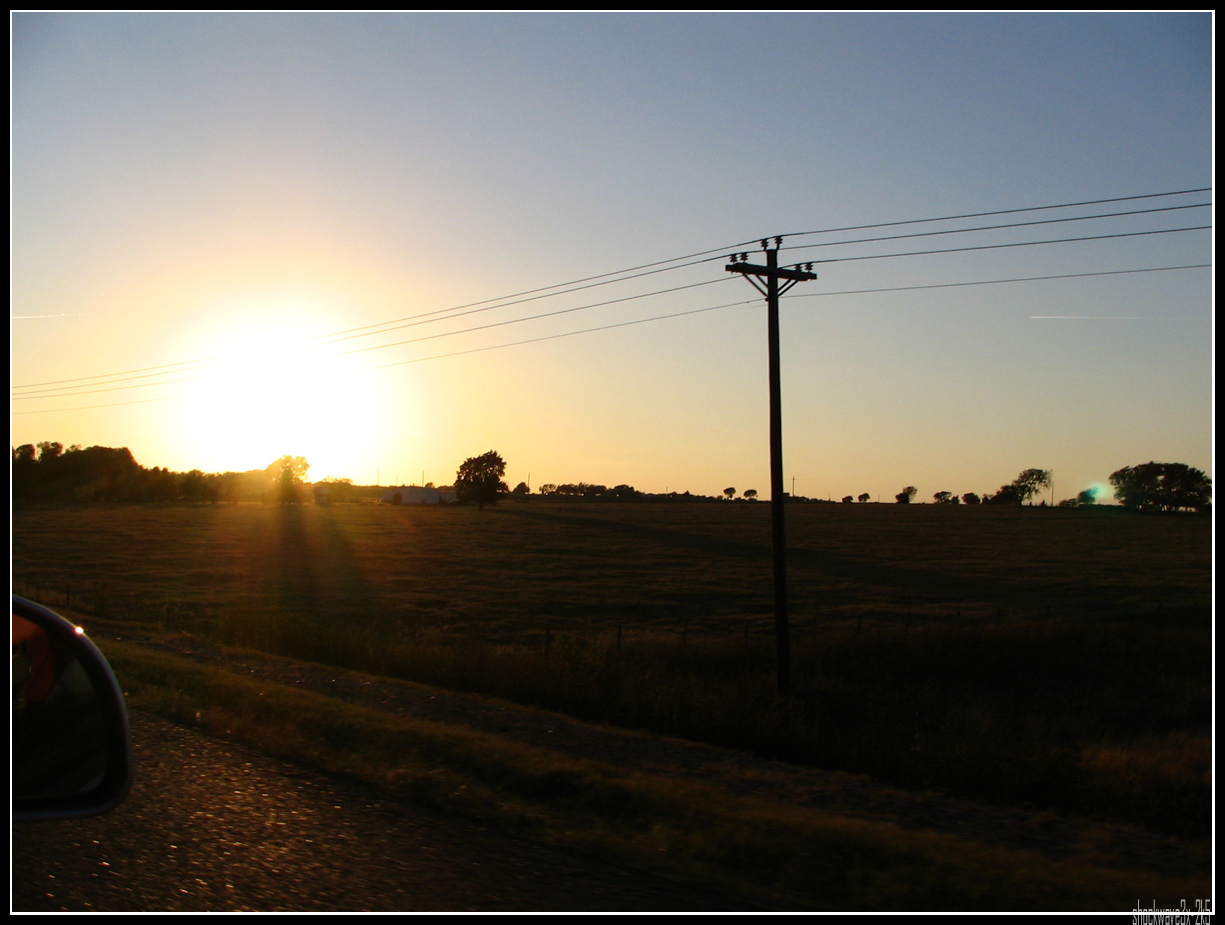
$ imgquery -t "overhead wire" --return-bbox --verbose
[303,193,1213,345]
[18,262,1209,409]
[772,203,1208,257]
[790,226,1210,265]
[775,187,1211,241]
[309,186,1210,343]
[374,264,1212,368]
[18,235,1211,403]
[12,186,1208,394]
[13,276,737,397]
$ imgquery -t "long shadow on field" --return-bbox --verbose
[495,506,1123,614]
[270,505,380,621]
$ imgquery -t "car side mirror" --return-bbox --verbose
[12,595,134,822]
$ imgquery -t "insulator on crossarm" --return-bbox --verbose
[774,236,782,248]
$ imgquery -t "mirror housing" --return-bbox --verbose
[12,595,134,821]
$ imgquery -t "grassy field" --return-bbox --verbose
[12,500,1211,837]
[12,500,1209,636]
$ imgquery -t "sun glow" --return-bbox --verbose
[177,301,388,480]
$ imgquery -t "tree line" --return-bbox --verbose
[886,465,1209,513]
[14,442,1210,514]
[11,442,319,505]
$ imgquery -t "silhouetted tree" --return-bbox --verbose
[36,441,63,462]
[144,466,179,502]
[895,486,917,504]
[1110,462,1211,512]
[1012,468,1053,505]
[267,455,310,504]
[986,470,1051,506]
[744,489,758,501]
[180,469,209,502]
[933,491,957,504]
[1076,487,1099,506]
[455,450,507,509]
[319,477,355,503]
[962,492,981,505]
[842,495,853,503]
[857,492,870,503]
[987,484,1022,505]
[724,487,736,500]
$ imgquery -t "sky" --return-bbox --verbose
[11,12,1213,502]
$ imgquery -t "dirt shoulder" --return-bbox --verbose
[91,624,1207,883]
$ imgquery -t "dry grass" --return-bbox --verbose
[11,501,1210,639]
[102,638,1208,911]
[12,501,1211,834]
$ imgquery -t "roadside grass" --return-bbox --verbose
[12,502,1210,835]
[103,638,1207,911]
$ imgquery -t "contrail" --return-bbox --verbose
[11,312,97,319]
[1030,315,1157,320]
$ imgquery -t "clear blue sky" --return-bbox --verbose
[12,12,1212,501]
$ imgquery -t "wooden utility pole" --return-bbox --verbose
[727,238,817,696]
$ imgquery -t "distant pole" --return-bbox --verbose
[727,239,817,697]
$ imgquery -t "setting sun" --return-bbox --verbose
[176,301,387,479]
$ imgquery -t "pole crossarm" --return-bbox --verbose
[724,262,817,282]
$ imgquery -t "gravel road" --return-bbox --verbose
[13,711,757,912]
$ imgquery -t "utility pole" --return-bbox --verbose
[727,239,817,696]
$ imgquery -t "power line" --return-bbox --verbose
[19,262,1207,409]
[310,253,733,347]
[312,192,1209,342]
[19,223,1207,398]
[13,277,735,397]
[372,299,760,370]
[795,225,1210,265]
[776,187,1211,241]
[773,202,1208,256]
[338,277,732,357]
[12,187,1210,393]
[377,263,1210,368]
[309,201,1207,346]
[12,395,182,415]
[12,374,208,400]
[783,264,1211,300]
[9,257,737,393]
[11,357,222,392]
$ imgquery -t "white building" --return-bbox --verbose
[383,486,446,505]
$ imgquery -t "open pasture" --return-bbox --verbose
[12,501,1211,834]
[10,500,1210,642]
